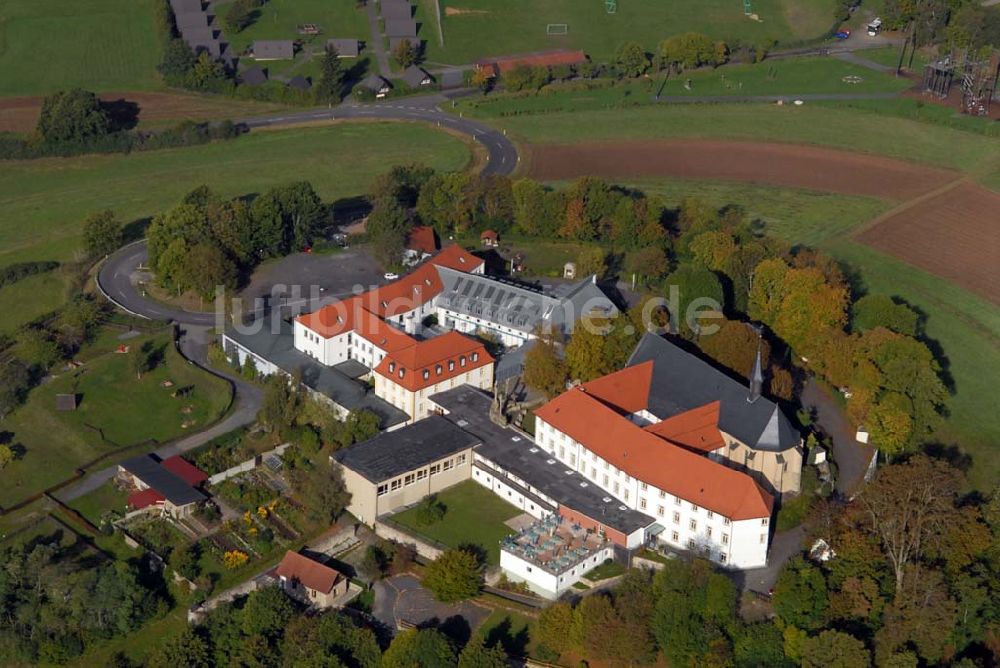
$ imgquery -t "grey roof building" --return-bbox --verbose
[384,17,418,38]
[119,454,207,507]
[401,64,433,88]
[435,267,617,339]
[223,320,408,429]
[170,0,203,14]
[430,386,653,537]
[253,40,295,60]
[287,75,311,91]
[326,38,360,57]
[380,0,413,20]
[332,415,479,483]
[627,333,800,452]
[389,36,421,52]
[360,74,392,95]
[240,66,268,86]
[174,10,211,31]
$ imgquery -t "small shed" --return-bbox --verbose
[287,75,312,92]
[480,230,499,247]
[361,74,392,98]
[402,64,433,88]
[384,17,417,38]
[252,40,295,60]
[55,393,78,412]
[326,38,360,57]
[381,0,413,20]
[240,66,268,86]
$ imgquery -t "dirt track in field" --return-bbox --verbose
[524,139,958,199]
[526,139,999,304]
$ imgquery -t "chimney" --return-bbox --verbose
[748,329,764,404]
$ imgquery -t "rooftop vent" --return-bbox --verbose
[579,482,588,488]
[603,497,612,503]
[511,436,521,442]
[546,459,556,465]
[457,419,469,427]
[564,470,574,475]
[529,447,538,453]
[619,505,627,511]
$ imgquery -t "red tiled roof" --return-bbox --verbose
[534,388,772,520]
[643,402,726,454]
[274,550,343,594]
[478,49,587,74]
[295,296,415,352]
[128,489,165,509]
[374,331,493,392]
[161,456,208,487]
[578,362,653,414]
[365,263,444,319]
[406,225,438,254]
[428,244,483,272]
[481,230,498,240]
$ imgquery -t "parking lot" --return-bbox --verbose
[373,574,491,638]
[238,247,385,318]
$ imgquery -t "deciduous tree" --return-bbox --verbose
[82,209,123,258]
[423,548,482,602]
[382,628,456,668]
[800,630,870,668]
[35,89,110,144]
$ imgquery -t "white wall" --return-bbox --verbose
[471,466,552,519]
[500,546,614,600]
[436,307,530,347]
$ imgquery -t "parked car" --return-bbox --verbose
[384,272,399,280]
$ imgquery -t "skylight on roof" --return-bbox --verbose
[579,482,588,487]
[529,447,538,453]
[511,436,521,442]
[546,459,556,465]
[603,497,612,503]
[457,419,469,427]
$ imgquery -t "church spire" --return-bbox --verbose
[748,328,764,403]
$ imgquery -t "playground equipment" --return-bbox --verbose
[744,0,752,15]
[606,0,617,14]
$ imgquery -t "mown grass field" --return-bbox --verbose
[625,178,1000,490]
[419,0,839,66]
[390,480,521,565]
[0,122,471,332]
[0,329,232,509]
[0,0,161,96]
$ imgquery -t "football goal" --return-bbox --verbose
[546,23,569,35]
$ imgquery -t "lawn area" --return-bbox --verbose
[0,329,232,509]
[215,0,371,79]
[67,481,130,526]
[859,45,930,71]
[0,0,161,96]
[483,103,998,172]
[582,559,627,581]
[421,0,840,66]
[390,480,521,564]
[0,122,471,332]
[476,607,538,658]
[459,56,910,115]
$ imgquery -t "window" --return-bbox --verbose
[422,370,430,380]
[443,459,453,471]
[640,482,648,492]
[448,360,455,371]
[671,531,679,542]
[639,498,647,510]
[672,512,680,524]
[435,364,442,375]
[688,539,696,549]
[623,489,629,501]
[707,510,714,519]
[723,517,731,526]
[722,533,729,545]
[603,474,609,487]
[457,454,467,465]
[430,464,441,475]
[689,519,697,531]
[706,527,713,538]
[416,469,427,481]
[377,484,388,496]
[760,534,767,544]
[659,490,666,499]
[404,473,415,486]
[657,506,665,518]
[674,496,681,506]
[388,362,396,373]
[691,503,699,512]
[761,518,769,527]
[614,482,620,494]
[390,479,402,491]
[719,553,727,564]
[471,352,479,362]
[460,356,467,367]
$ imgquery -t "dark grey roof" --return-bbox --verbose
[430,386,653,536]
[495,339,535,382]
[333,415,479,483]
[384,17,417,38]
[181,25,215,43]
[381,0,412,20]
[240,66,268,86]
[628,333,800,452]
[174,10,210,31]
[389,36,421,52]
[287,75,311,91]
[253,40,295,59]
[438,69,465,88]
[170,0,203,14]
[361,74,392,92]
[436,268,617,337]
[402,65,432,88]
[326,38,360,57]
[333,359,370,379]
[120,454,207,506]
[223,321,408,429]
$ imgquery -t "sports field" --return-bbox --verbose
[0,0,161,96]
[0,122,471,331]
[419,0,840,66]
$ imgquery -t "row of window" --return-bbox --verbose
[375,454,468,496]
[387,353,480,380]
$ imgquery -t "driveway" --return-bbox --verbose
[373,574,491,637]
[801,379,874,496]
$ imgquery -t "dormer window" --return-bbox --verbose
[388,362,396,373]
[459,257,465,263]
[422,370,430,380]
[471,352,479,362]
[398,369,405,379]
[435,364,442,375]
[381,300,388,308]
[424,279,432,286]
[448,360,455,371]
[460,356,467,367]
